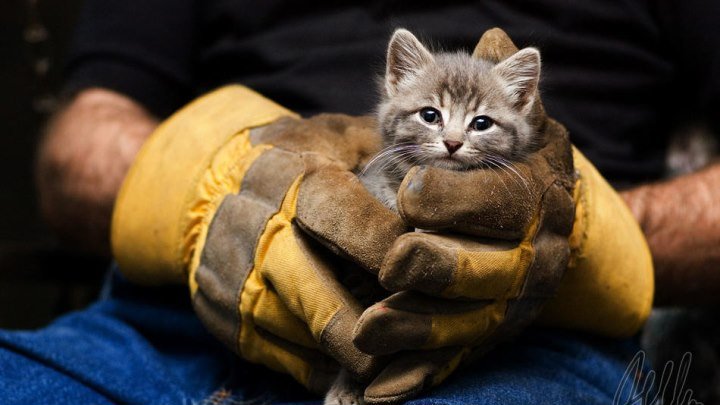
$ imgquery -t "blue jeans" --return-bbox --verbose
[0,267,641,404]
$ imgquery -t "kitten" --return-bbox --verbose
[361,28,542,211]
[324,29,543,405]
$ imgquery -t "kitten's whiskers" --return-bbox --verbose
[360,143,418,176]
[378,150,421,176]
[487,155,530,194]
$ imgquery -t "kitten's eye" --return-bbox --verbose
[419,107,441,124]
[471,116,494,131]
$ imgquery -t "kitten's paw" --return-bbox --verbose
[323,388,365,405]
[324,372,365,405]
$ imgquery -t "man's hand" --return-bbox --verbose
[622,162,720,305]
[37,88,157,256]
[111,86,410,393]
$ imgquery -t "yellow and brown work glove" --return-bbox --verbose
[112,31,653,402]
[351,28,654,404]
[111,86,408,394]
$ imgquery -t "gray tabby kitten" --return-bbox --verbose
[325,29,542,405]
[360,29,542,211]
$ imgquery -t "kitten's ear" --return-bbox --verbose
[385,29,434,96]
[492,47,541,112]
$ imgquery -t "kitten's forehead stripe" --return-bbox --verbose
[434,91,447,108]
[433,62,491,118]
[433,93,443,109]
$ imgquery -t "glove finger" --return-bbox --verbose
[396,163,539,239]
[353,291,505,355]
[364,347,468,405]
[241,324,341,395]
[247,273,319,349]
[295,162,408,273]
[380,231,531,300]
[255,177,381,380]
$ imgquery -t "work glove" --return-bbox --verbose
[351,28,654,404]
[111,86,409,393]
[112,31,653,400]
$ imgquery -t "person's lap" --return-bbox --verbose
[0,268,639,405]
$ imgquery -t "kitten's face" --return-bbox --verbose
[377,29,541,175]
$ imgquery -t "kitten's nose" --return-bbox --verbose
[443,140,463,155]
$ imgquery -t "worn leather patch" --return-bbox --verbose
[193,148,304,351]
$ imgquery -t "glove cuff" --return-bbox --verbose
[112,85,297,285]
[539,147,654,337]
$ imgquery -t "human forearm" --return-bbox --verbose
[621,163,720,305]
[36,88,158,256]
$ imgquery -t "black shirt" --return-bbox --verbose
[65,0,720,186]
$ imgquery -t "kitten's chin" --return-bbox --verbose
[429,157,470,171]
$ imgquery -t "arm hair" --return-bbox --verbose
[36,88,158,256]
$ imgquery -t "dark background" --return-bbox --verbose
[0,0,104,329]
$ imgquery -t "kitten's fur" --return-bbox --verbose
[324,30,543,405]
[361,29,542,211]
